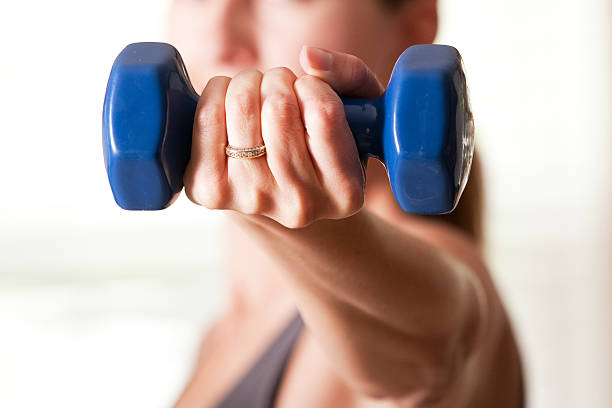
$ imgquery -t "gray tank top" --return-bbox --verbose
[214,313,304,408]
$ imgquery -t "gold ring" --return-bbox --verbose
[225,144,266,159]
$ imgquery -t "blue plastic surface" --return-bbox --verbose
[103,43,198,210]
[344,45,474,214]
[103,43,474,214]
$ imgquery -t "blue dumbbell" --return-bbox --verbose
[103,42,474,214]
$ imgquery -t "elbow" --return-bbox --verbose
[356,274,492,404]
[405,281,493,404]
[348,326,486,404]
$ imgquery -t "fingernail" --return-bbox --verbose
[305,46,333,71]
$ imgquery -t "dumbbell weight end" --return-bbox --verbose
[103,43,199,210]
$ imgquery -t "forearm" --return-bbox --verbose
[232,209,490,400]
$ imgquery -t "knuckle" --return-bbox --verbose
[195,103,225,131]
[287,188,315,229]
[236,69,263,80]
[294,74,317,92]
[227,88,259,118]
[267,66,296,80]
[191,186,224,209]
[184,172,227,209]
[282,219,305,230]
[282,215,310,229]
[240,187,267,216]
[310,98,345,129]
[227,70,262,117]
[335,179,364,216]
[349,57,369,88]
[263,93,300,122]
[207,75,231,90]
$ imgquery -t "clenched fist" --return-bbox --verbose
[183,46,384,228]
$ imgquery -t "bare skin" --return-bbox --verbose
[168,1,523,407]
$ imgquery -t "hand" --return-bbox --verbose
[183,46,385,228]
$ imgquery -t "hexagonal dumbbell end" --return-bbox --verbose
[103,42,199,210]
[384,45,474,214]
[344,45,474,215]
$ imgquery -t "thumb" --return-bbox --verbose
[299,46,385,99]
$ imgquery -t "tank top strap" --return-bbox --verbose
[214,312,304,408]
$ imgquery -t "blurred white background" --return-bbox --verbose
[0,0,611,407]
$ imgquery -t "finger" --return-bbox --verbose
[184,76,231,208]
[260,67,317,187]
[225,70,277,216]
[294,75,365,216]
[225,70,264,150]
[299,46,385,99]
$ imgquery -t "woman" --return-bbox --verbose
[167,0,523,407]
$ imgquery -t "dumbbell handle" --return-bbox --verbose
[343,98,383,159]
[181,92,385,159]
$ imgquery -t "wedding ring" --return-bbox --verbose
[225,144,267,159]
